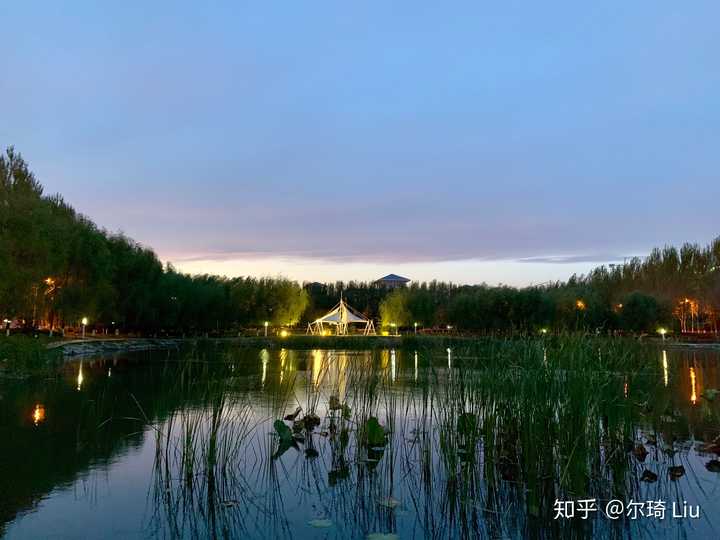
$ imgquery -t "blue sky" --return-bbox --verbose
[3,1,719,285]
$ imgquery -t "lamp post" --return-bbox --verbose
[264,321,269,337]
[391,323,397,336]
[81,317,88,339]
[414,322,418,335]
[658,328,667,342]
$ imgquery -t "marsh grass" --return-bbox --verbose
[139,337,716,539]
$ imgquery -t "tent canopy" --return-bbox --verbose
[307,297,376,335]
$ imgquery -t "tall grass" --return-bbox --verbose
[141,337,710,539]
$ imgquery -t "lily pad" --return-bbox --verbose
[640,469,658,483]
[366,417,386,447]
[668,465,685,479]
[274,420,293,444]
[303,413,321,431]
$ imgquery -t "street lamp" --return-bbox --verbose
[81,317,88,339]
[390,322,397,336]
[414,322,418,335]
[658,328,668,342]
[264,321,269,337]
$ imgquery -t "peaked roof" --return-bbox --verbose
[314,298,369,324]
[376,273,410,283]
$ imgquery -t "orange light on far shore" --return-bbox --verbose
[575,300,586,311]
[32,404,46,425]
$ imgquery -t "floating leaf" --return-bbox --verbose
[668,465,685,479]
[274,420,293,444]
[366,417,386,447]
[640,469,658,483]
[284,406,302,421]
[302,413,321,431]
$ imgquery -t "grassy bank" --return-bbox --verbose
[0,336,62,379]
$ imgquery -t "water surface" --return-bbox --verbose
[1,342,720,539]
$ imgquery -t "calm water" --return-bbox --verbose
[1,343,720,539]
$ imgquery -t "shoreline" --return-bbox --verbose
[46,334,720,360]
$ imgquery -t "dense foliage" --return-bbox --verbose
[1,147,718,335]
[0,148,308,333]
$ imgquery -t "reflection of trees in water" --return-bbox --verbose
[5,341,720,538]
[144,341,720,539]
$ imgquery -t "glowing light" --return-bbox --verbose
[540,328,548,335]
[32,404,46,425]
[381,331,389,336]
[390,349,396,383]
[280,330,289,338]
[662,350,668,387]
[690,367,697,405]
[575,300,586,311]
[447,347,452,370]
[279,348,287,384]
[81,317,88,326]
[311,349,323,387]
[77,361,84,391]
[260,349,269,387]
[414,351,418,382]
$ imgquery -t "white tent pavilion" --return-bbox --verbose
[307,297,376,336]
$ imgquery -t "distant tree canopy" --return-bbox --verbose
[1,147,718,335]
[0,148,308,332]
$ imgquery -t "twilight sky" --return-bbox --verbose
[3,1,719,285]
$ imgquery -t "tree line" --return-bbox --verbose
[1,147,718,335]
[0,148,308,333]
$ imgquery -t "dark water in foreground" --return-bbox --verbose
[1,342,720,539]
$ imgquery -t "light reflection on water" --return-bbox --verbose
[3,345,720,539]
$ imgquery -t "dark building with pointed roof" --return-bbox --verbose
[374,274,411,289]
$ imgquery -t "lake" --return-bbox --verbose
[1,339,719,539]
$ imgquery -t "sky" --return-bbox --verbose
[3,1,719,286]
